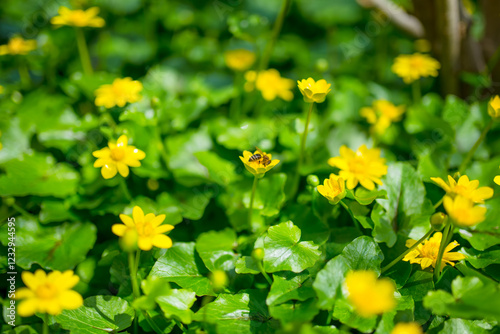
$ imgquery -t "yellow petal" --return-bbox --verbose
[18,299,38,317]
[152,234,173,249]
[138,237,153,251]
[150,214,166,227]
[155,224,174,234]
[119,214,135,227]
[133,206,144,223]
[58,290,83,310]
[112,224,128,237]
[101,163,117,179]
[116,162,130,177]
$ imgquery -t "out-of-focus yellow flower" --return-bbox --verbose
[431,175,493,204]
[224,49,256,71]
[328,145,388,190]
[112,206,174,251]
[210,270,229,291]
[297,78,331,103]
[403,232,465,270]
[317,174,346,204]
[345,270,395,317]
[15,270,83,317]
[495,166,500,186]
[239,148,280,178]
[392,53,440,84]
[95,77,143,108]
[51,6,105,28]
[0,37,37,56]
[391,322,423,334]
[244,69,294,101]
[488,95,500,120]
[92,135,145,179]
[360,100,405,134]
[443,195,486,227]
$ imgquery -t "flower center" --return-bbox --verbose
[136,221,154,237]
[420,241,440,259]
[70,12,88,26]
[453,185,468,196]
[110,148,125,161]
[36,283,58,300]
[348,158,366,174]
[9,39,24,53]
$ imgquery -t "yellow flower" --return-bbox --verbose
[360,100,405,134]
[51,6,105,28]
[495,166,500,186]
[239,148,280,178]
[431,175,493,204]
[15,270,83,317]
[345,270,395,317]
[92,135,145,179]
[244,69,294,101]
[95,77,143,108]
[317,174,346,204]
[224,49,256,71]
[0,37,37,56]
[112,206,174,251]
[403,232,465,270]
[392,53,440,84]
[297,78,331,103]
[488,95,500,120]
[210,270,229,291]
[328,145,388,190]
[391,322,423,334]
[443,195,486,227]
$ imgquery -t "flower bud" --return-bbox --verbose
[119,229,139,252]
[252,248,265,261]
[431,212,447,231]
[210,270,228,291]
[307,175,320,187]
[5,197,15,206]
[488,95,500,120]
[151,96,160,109]
[147,179,159,191]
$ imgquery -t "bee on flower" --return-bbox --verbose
[94,77,143,108]
[392,53,440,84]
[92,135,145,179]
[15,270,83,317]
[112,206,175,251]
[344,270,395,317]
[244,69,294,101]
[360,100,405,135]
[240,147,280,178]
[51,6,105,28]
[224,49,256,72]
[403,232,465,270]
[0,36,37,56]
[328,145,388,190]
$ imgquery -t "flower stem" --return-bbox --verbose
[339,200,362,234]
[43,314,49,334]
[433,221,453,282]
[257,260,273,285]
[381,228,433,274]
[248,175,259,227]
[259,0,292,70]
[128,251,140,299]
[291,102,315,198]
[18,60,31,88]
[119,178,133,202]
[75,28,93,75]
[10,201,35,219]
[433,195,445,209]
[412,79,421,104]
[458,118,494,174]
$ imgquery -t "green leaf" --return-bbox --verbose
[269,298,319,324]
[341,236,384,273]
[193,290,277,334]
[56,296,134,334]
[255,173,287,217]
[157,289,197,324]
[263,221,321,273]
[400,271,434,302]
[0,153,80,198]
[371,204,397,247]
[332,298,378,332]
[235,256,261,275]
[0,218,96,270]
[347,188,387,205]
[439,318,493,334]
[267,271,315,306]
[462,247,500,269]
[39,200,77,224]
[423,276,500,322]
[149,242,215,296]
[133,276,171,310]
[195,151,240,186]
[195,228,238,271]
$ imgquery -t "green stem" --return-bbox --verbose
[248,175,259,226]
[412,79,421,104]
[433,195,445,209]
[119,178,133,202]
[339,200,362,233]
[458,119,494,174]
[18,60,31,88]
[10,202,34,219]
[143,311,163,334]
[75,28,93,75]
[175,319,186,332]
[433,222,452,282]
[291,102,315,198]
[43,314,49,334]
[258,0,292,70]
[381,228,433,274]
[128,251,140,298]
[257,260,273,285]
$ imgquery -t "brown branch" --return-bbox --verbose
[357,0,425,38]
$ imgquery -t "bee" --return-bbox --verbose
[248,147,271,167]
